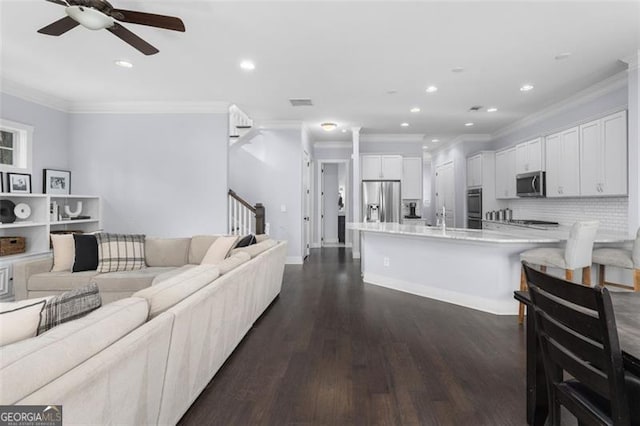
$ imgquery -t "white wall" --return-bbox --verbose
[0,93,70,192]
[69,112,228,237]
[228,128,303,262]
[323,163,339,243]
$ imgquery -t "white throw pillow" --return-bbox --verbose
[50,234,75,272]
[200,236,239,265]
[0,298,50,346]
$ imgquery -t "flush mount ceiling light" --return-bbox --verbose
[465,122,474,127]
[240,60,255,71]
[431,139,439,143]
[425,86,438,93]
[520,84,534,92]
[410,107,421,113]
[320,122,337,131]
[114,59,133,68]
[65,5,115,30]
[341,129,347,133]
[401,122,410,127]
[555,52,572,60]
[487,107,498,112]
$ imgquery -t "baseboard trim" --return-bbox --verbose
[363,273,517,315]
[310,243,321,249]
[324,238,339,244]
[286,256,304,265]
[352,251,360,259]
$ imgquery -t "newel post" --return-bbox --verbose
[255,203,265,235]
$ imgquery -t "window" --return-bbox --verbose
[0,119,33,174]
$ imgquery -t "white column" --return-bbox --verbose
[625,51,640,235]
[352,127,361,259]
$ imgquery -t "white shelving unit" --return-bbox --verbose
[0,193,101,301]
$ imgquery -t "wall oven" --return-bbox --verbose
[516,171,546,198]
[467,188,482,229]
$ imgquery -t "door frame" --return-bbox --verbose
[316,159,351,247]
[435,161,455,228]
[303,150,312,258]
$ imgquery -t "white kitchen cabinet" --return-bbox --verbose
[466,154,482,188]
[495,147,517,199]
[402,157,422,199]
[515,137,543,174]
[546,127,580,197]
[580,111,627,196]
[361,155,403,180]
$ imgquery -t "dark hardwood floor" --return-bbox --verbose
[179,247,534,425]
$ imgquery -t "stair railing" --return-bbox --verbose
[228,190,265,235]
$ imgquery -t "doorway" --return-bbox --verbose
[435,161,455,227]
[316,160,350,248]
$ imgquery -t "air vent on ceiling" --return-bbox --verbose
[469,105,483,111]
[289,98,313,107]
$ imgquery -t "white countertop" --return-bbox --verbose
[347,222,631,244]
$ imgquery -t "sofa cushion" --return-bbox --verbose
[92,267,176,292]
[51,234,75,272]
[38,283,102,335]
[29,271,99,291]
[0,298,49,347]
[230,239,277,258]
[214,252,251,275]
[255,234,269,243]
[201,236,239,265]
[73,234,99,272]
[151,265,196,286]
[96,233,146,273]
[145,237,190,267]
[188,235,220,264]
[0,297,149,404]
[133,266,220,319]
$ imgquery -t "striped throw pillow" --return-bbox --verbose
[96,233,146,273]
[38,283,102,334]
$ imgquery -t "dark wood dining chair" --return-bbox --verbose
[523,262,640,426]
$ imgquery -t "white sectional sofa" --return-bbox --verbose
[0,239,287,425]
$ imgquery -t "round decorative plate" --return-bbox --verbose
[0,200,17,223]
[14,203,31,220]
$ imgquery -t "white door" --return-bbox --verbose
[435,162,455,227]
[579,120,601,196]
[303,151,311,258]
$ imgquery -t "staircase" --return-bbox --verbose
[228,190,265,235]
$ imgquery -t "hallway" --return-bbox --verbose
[180,248,528,425]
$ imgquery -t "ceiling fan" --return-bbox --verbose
[37,0,185,55]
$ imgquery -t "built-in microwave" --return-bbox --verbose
[516,171,545,198]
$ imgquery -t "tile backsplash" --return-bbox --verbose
[507,197,629,233]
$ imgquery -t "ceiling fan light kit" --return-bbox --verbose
[38,0,186,55]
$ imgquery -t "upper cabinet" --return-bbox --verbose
[495,147,517,199]
[579,111,627,197]
[402,157,422,199]
[515,137,544,174]
[466,154,482,188]
[361,155,403,180]
[545,127,580,197]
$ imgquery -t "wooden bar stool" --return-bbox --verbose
[518,220,600,324]
[592,227,640,292]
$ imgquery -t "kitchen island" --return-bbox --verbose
[348,222,630,315]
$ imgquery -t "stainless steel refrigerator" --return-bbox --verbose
[362,180,401,223]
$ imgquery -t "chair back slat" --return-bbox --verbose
[532,289,602,344]
[523,263,630,424]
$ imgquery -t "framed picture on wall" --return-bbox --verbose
[7,173,31,194]
[43,169,71,195]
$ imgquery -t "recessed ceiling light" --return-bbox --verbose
[520,84,534,92]
[425,86,438,93]
[410,107,421,113]
[555,52,572,60]
[451,67,465,73]
[401,122,410,127]
[114,60,133,68]
[320,122,337,131]
[431,139,439,143]
[465,122,474,127]
[487,107,498,112]
[240,60,255,71]
[341,129,347,133]
[387,90,397,95]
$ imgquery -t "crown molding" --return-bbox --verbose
[492,71,628,140]
[70,100,230,114]
[621,50,640,71]
[1,78,71,112]
[360,133,425,143]
[256,120,303,130]
[314,141,352,149]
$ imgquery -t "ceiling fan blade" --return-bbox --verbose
[107,23,159,55]
[45,0,68,6]
[110,9,185,32]
[37,16,80,36]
